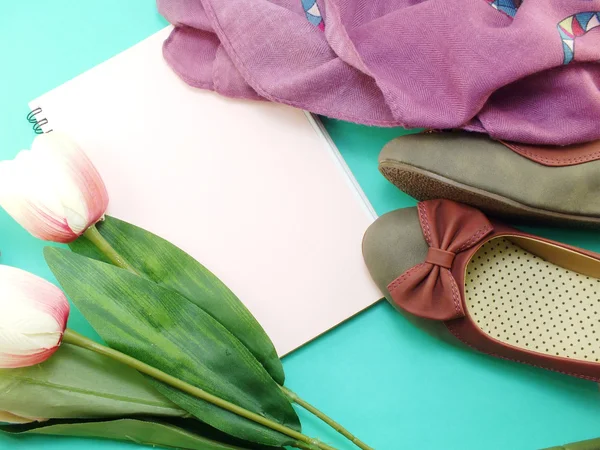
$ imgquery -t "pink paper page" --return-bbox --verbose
[30,27,382,356]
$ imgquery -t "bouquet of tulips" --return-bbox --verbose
[0,133,372,450]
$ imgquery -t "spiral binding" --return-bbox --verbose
[26,107,53,134]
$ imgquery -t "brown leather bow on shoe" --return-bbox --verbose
[388,201,493,321]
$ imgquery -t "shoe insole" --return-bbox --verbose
[464,238,600,361]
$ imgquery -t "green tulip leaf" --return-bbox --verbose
[69,216,284,385]
[44,248,300,447]
[0,417,279,450]
[0,344,185,421]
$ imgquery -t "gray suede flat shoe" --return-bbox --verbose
[379,131,600,227]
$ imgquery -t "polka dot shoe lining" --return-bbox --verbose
[464,238,600,361]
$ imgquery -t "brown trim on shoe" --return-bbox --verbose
[498,140,600,167]
[416,129,600,167]
[446,324,600,382]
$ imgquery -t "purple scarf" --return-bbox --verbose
[158,0,600,145]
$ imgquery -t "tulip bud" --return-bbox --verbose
[0,265,70,368]
[0,132,109,243]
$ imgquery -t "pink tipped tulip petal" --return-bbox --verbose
[0,265,70,368]
[0,132,109,243]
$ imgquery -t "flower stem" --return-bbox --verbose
[83,225,139,275]
[295,442,325,450]
[62,330,336,450]
[282,387,373,450]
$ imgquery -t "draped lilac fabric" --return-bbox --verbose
[157,0,600,145]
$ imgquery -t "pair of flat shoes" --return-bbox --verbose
[363,132,600,380]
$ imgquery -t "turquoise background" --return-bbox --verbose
[1,1,600,449]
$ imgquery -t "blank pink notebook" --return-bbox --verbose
[29,27,382,356]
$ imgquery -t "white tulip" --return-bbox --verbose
[0,132,108,243]
[0,265,70,368]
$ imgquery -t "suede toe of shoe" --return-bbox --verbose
[362,206,457,340]
[362,207,427,297]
